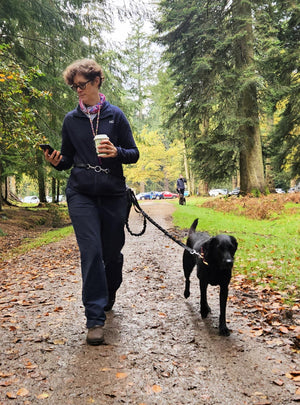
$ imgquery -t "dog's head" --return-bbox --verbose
[202,234,238,269]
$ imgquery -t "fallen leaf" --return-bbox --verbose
[252,329,264,337]
[53,339,66,345]
[17,387,29,396]
[36,393,49,399]
[279,326,289,334]
[0,372,13,378]
[25,361,37,369]
[273,379,284,386]
[116,372,128,379]
[6,392,17,399]
[151,384,162,393]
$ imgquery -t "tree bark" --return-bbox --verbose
[37,151,46,203]
[233,0,266,194]
[0,163,2,211]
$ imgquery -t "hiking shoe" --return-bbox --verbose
[104,292,116,311]
[86,325,104,346]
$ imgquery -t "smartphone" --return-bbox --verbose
[39,144,55,154]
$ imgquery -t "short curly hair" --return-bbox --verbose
[63,59,105,88]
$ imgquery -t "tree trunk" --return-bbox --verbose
[37,152,46,203]
[0,163,2,211]
[183,138,190,193]
[233,0,265,194]
[51,177,56,203]
[56,180,60,203]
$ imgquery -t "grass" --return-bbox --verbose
[7,226,74,259]
[171,196,300,304]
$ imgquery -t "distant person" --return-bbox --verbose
[43,59,139,345]
[176,174,186,196]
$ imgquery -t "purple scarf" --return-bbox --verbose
[79,93,106,114]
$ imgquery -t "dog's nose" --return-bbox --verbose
[223,258,233,267]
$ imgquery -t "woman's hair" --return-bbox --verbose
[63,59,105,88]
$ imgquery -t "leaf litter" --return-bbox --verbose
[0,202,299,404]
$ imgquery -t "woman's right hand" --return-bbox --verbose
[44,149,62,167]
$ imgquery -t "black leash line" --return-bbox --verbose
[125,188,203,260]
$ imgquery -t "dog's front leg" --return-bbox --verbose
[219,285,230,336]
[200,279,211,318]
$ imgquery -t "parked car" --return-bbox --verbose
[288,186,300,193]
[22,195,40,204]
[151,191,164,199]
[136,192,150,200]
[162,191,178,199]
[184,190,190,197]
[228,187,240,196]
[275,188,285,194]
[209,188,228,197]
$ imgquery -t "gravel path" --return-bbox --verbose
[0,201,298,404]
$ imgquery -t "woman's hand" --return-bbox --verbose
[97,139,118,158]
[44,149,62,167]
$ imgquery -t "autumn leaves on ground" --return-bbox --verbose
[0,198,299,404]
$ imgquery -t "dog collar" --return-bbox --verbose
[201,247,209,266]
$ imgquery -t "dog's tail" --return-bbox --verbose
[188,218,198,237]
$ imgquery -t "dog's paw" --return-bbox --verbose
[184,289,190,299]
[219,326,230,336]
[200,305,211,319]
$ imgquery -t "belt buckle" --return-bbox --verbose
[86,164,109,174]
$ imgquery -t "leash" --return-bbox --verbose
[125,188,206,261]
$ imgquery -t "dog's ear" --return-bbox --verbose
[230,236,238,252]
[202,237,216,258]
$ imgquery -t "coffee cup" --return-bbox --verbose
[94,134,109,156]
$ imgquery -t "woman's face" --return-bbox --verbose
[72,73,100,106]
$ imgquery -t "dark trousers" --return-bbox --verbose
[66,187,127,328]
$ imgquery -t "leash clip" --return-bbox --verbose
[190,249,200,256]
[189,248,208,265]
[86,164,109,174]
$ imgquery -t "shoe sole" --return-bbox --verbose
[86,337,104,346]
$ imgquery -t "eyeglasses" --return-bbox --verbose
[70,79,92,91]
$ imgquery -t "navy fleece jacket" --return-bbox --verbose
[54,101,139,196]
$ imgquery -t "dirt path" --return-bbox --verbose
[0,201,299,404]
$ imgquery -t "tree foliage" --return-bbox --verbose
[124,128,185,192]
[259,2,300,179]
[155,0,299,191]
[0,45,50,208]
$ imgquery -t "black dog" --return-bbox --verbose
[183,219,238,336]
[179,193,186,205]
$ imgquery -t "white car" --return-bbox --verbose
[208,188,228,197]
[22,195,40,204]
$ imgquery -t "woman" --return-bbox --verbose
[43,59,139,345]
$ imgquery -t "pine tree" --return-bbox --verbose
[155,0,299,193]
